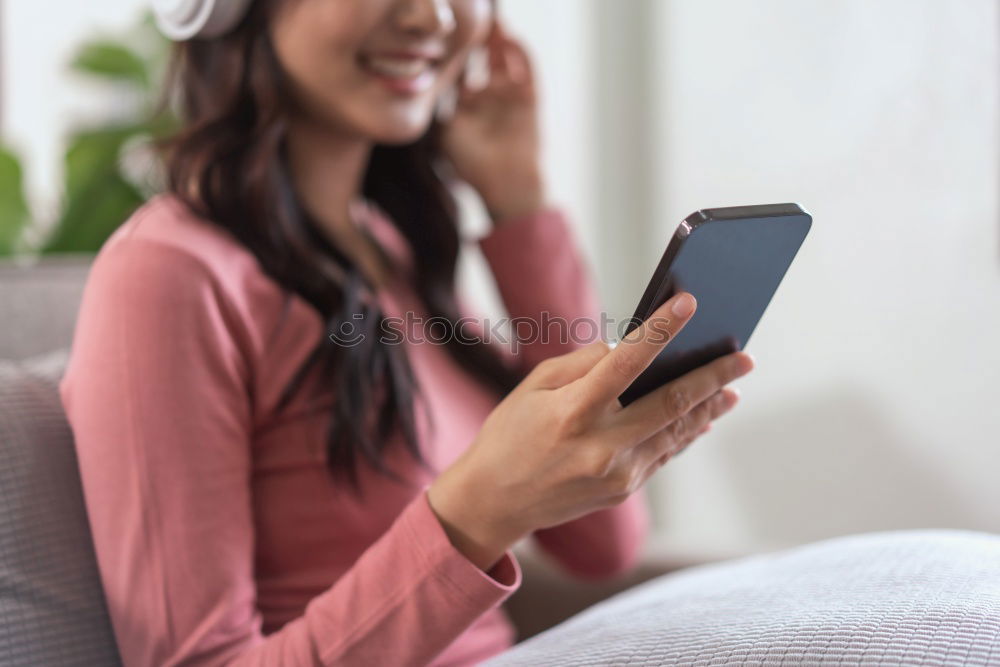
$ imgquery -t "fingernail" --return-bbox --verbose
[671,293,695,317]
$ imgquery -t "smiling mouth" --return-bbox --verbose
[358,54,443,95]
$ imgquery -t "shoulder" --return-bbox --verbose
[92,193,295,309]
[98,193,264,290]
[84,194,300,356]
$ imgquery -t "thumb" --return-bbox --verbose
[525,341,611,389]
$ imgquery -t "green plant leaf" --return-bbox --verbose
[0,146,32,256]
[62,126,142,201]
[43,174,144,254]
[42,127,147,253]
[71,40,149,90]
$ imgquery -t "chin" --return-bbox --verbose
[362,108,437,146]
[369,125,430,146]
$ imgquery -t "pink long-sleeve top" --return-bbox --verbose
[59,193,649,666]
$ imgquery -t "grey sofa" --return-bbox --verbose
[2,256,999,667]
[0,256,121,665]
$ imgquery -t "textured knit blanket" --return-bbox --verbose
[488,530,1000,666]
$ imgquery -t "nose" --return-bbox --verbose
[394,0,457,37]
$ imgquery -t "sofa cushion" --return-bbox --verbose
[0,256,92,361]
[0,348,121,666]
[488,530,1000,666]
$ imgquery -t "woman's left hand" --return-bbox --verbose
[441,21,547,224]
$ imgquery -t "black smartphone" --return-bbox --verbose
[618,203,812,407]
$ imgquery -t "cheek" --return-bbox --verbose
[271,1,374,98]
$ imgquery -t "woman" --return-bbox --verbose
[59,0,754,664]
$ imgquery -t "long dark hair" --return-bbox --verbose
[159,0,523,493]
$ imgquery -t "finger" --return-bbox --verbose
[576,292,697,408]
[499,36,534,88]
[486,22,507,79]
[524,341,611,390]
[657,418,708,465]
[483,23,534,92]
[668,386,738,445]
[617,352,751,444]
[677,388,736,447]
[486,46,517,91]
[634,387,738,476]
[454,82,486,111]
[634,388,734,464]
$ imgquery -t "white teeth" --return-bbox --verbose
[363,56,432,79]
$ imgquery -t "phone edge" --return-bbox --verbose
[623,203,811,340]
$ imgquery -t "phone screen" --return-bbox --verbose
[618,205,811,406]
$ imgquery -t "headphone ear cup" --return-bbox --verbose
[152,0,253,40]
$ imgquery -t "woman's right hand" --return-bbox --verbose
[427,292,755,572]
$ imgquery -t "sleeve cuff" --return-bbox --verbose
[403,487,522,607]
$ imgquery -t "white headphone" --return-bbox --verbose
[151,0,253,40]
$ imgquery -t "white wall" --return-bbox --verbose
[646,0,1000,554]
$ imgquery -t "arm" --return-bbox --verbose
[61,238,521,667]
[477,208,651,580]
[477,208,603,373]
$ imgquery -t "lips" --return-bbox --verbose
[361,54,438,79]
[357,51,444,95]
